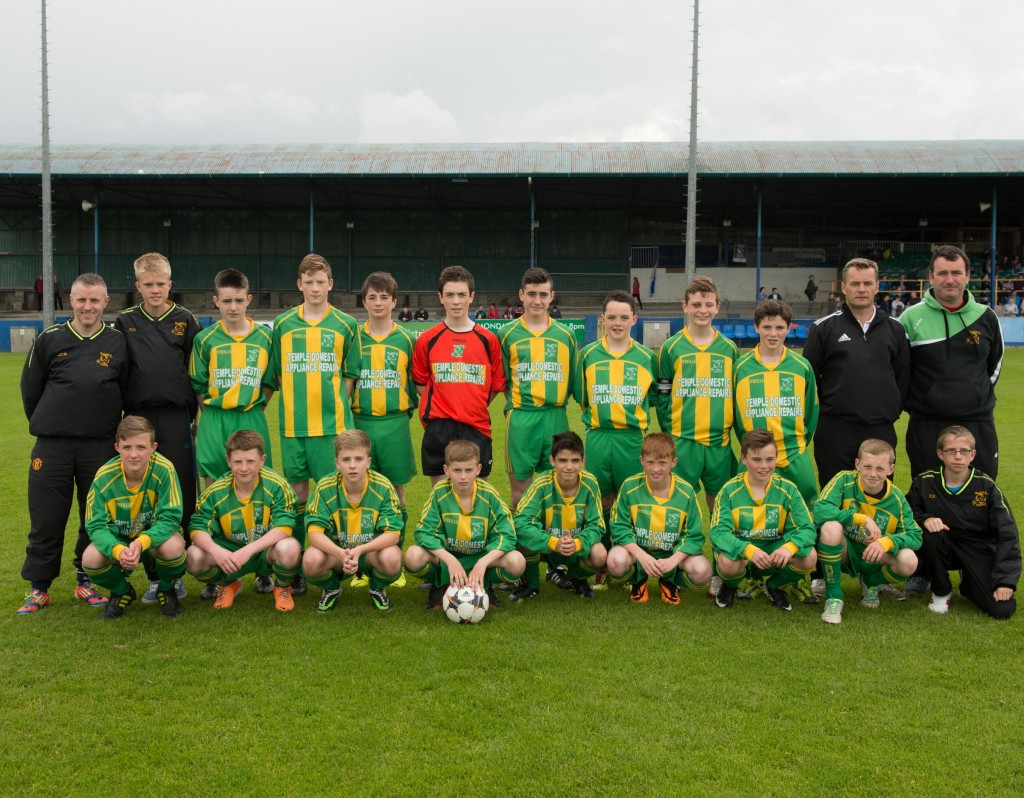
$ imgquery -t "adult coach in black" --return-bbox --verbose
[18,272,129,615]
[114,252,202,602]
[900,245,1003,479]
[803,257,910,486]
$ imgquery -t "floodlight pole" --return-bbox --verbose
[683,0,699,288]
[988,185,997,308]
[41,0,54,328]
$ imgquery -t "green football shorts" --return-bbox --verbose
[282,434,339,484]
[584,428,644,497]
[671,437,737,497]
[353,413,417,486]
[504,406,570,480]
[196,405,272,480]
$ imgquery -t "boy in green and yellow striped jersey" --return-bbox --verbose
[711,429,817,612]
[302,430,405,614]
[607,433,711,604]
[185,429,301,613]
[657,276,739,512]
[733,299,819,507]
[190,268,273,485]
[815,438,921,624]
[574,290,658,515]
[511,432,607,601]
[498,268,579,510]
[265,255,360,585]
[351,272,417,543]
[405,440,526,610]
[81,416,186,620]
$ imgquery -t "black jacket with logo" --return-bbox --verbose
[802,304,910,425]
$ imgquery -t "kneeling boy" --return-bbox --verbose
[906,426,1020,619]
[405,440,526,608]
[186,430,301,612]
[711,429,817,611]
[814,439,921,624]
[606,432,711,604]
[512,431,607,601]
[82,416,186,619]
[302,430,405,613]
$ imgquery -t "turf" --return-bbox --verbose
[1,350,1023,797]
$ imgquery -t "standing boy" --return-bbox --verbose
[657,275,739,512]
[412,265,506,483]
[606,433,712,604]
[405,440,525,608]
[190,268,274,486]
[574,290,659,515]
[512,432,607,601]
[19,272,128,615]
[265,254,360,595]
[733,299,819,507]
[498,268,579,509]
[710,430,817,611]
[906,426,1019,619]
[185,430,301,613]
[114,252,201,604]
[302,430,405,613]
[81,416,186,619]
[351,271,418,551]
[814,439,921,624]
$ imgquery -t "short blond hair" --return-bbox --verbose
[116,415,156,443]
[334,429,371,457]
[133,252,171,279]
[445,439,480,466]
[857,438,895,464]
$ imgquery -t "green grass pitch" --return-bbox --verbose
[1,350,1022,797]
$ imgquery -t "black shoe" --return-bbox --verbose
[200,583,218,600]
[546,566,573,591]
[571,578,595,599]
[425,583,447,610]
[254,575,274,594]
[496,579,519,592]
[767,585,792,611]
[157,588,184,618]
[291,575,307,596]
[98,583,137,620]
[509,584,539,603]
[715,584,737,608]
[486,587,503,607]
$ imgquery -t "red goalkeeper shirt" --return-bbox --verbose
[412,322,507,437]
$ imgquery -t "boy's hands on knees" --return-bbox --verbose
[467,563,487,591]
[556,534,577,557]
[923,517,949,533]
[768,547,793,568]
[994,587,1014,602]
[213,547,245,574]
[749,548,772,570]
[341,549,360,574]
[448,561,469,588]
[637,550,665,577]
[119,539,143,570]
[862,540,886,564]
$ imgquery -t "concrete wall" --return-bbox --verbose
[632,266,839,305]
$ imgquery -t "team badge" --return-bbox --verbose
[31,457,42,471]
[972,491,988,508]
[765,507,780,529]
[712,359,724,373]
[545,342,558,359]
[452,345,465,358]
[665,511,680,531]
[780,376,794,392]
[966,330,981,345]
[322,332,335,349]
[625,365,637,382]
[96,352,112,368]
[171,321,186,337]
[385,349,399,368]
[470,519,485,537]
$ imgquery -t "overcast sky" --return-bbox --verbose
[4,0,1023,145]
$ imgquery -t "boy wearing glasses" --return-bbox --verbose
[905,426,1019,619]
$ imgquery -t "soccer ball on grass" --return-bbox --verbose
[443,585,489,624]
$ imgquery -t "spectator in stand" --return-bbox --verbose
[875,292,891,313]
[1013,255,1023,276]
[414,307,429,321]
[1016,291,1023,312]
[631,276,644,310]
[758,287,767,301]
[487,303,500,319]
[1002,296,1019,317]
[768,287,782,300]
[502,305,514,320]
[474,306,487,320]
[53,276,63,311]
[398,305,413,322]
[35,275,44,311]
[890,294,905,317]
[550,303,562,319]
[804,275,818,302]
[905,290,920,308]
[514,305,524,318]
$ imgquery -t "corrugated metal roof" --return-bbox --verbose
[1,141,1022,178]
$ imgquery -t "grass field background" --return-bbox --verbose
[2,350,1022,797]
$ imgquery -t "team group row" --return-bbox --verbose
[18,249,1016,623]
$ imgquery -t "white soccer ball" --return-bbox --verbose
[443,585,489,624]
